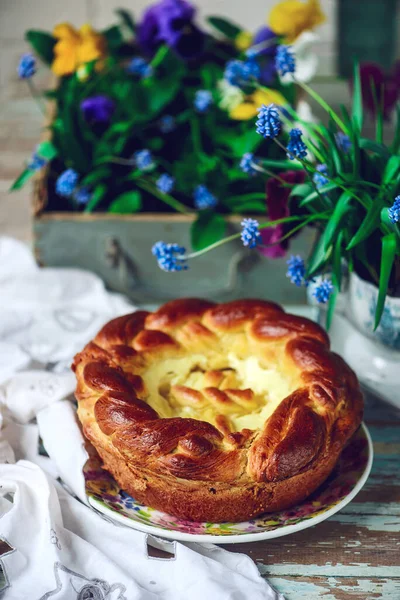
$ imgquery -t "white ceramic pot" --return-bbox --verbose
[348,271,400,351]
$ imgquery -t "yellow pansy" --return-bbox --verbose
[235,31,253,51]
[229,88,287,120]
[51,23,106,76]
[268,0,326,43]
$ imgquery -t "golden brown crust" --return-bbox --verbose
[73,298,363,522]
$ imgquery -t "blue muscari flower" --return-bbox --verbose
[134,149,154,171]
[388,196,400,224]
[74,186,92,205]
[152,241,188,272]
[286,128,307,160]
[159,115,176,133]
[275,45,296,77]
[313,164,329,189]
[56,169,79,198]
[194,185,217,210]
[335,132,352,154]
[194,90,213,113]
[127,57,153,78]
[27,148,47,171]
[224,59,260,88]
[18,53,36,79]
[312,277,334,304]
[240,153,259,176]
[156,173,174,194]
[256,104,281,139]
[241,218,261,248]
[286,255,306,287]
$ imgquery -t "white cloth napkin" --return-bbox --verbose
[0,237,284,600]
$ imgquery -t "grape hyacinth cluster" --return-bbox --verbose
[18,53,36,79]
[224,59,260,88]
[134,149,154,171]
[240,153,259,176]
[312,277,334,304]
[152,242,188,272]
[56,169,79,198]
[286,128,308,160]
[127,57,153,78]
[335,132,352,154]
[313,164,329,189]
[194,185,217,210]
[240,218,261,248]
[286,255,306,287]
[388,196,400,224]
[159,115,176,133]
[74,186,92,205]
[194,90,213,113]
[275,45,296,77]
[27,149,47,172]
[156,173,174,194]
[256,104,281,139]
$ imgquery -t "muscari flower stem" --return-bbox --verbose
[136,178,191,214]
[186,213,329,260]
[27,79,46,116]
[249,160,291,186]
[297,80,349,136]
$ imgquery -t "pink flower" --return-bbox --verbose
[259,170,306,258]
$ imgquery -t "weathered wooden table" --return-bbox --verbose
[223,393,400,600]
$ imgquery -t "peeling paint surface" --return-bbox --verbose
[223,394,400,599]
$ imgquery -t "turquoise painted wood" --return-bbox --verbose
[223,392,400,599]
[33,214,314,305]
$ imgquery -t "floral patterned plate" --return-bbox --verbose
[85,423,373,544]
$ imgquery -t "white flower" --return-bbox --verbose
[217,79,245,112]
[279,31,319,85]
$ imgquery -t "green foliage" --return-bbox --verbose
[25,30,56,65]
[109,191,142,213]
[206,16,242,40]
[191,211,226,251]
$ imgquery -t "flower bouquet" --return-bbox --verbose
[152,44,400,345]
[12,0,325,262]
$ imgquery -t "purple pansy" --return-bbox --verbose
[137,0,205,60]
[250,26,277,85]
[81,95,115,124]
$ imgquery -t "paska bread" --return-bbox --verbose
[73,298,363,522]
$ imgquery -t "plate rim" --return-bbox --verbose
[89,422,373,544]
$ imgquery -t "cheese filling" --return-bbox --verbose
[141,352,298,432]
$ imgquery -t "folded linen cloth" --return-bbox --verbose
[0,237,284,600]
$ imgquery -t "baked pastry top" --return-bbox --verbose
[73,298,363,522]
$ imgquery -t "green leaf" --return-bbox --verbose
[391,104,400,153]
[359,138,391,158]
[332,230,344,291]
[351,62,363,134]
[115,9,135,33]
[81,167,112,186]
[230,201,266,213]
[322,191,352,250]
[25,30,56,65]
[207,16,242,39]
[374,233,397,328]
[299,182,338,207]
[84,184,107,212]
[217,129,262,158]
[382,155,400,185]
[9,168,35,191]
[325,285,338,330]
[347,201,381,250]
[36,140,58,161]
[109,191,141,214]
[289,183,313,199]
[260,158,303,171]
[306,234,328,277]
[190,212,226,252]
[102,25,123,51]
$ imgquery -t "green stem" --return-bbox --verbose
[27,79,46,116]
[298,81,349,135]
[187,213,328,259]
[190,116,203,155]
[150,45,169,69]
[136,179,191,214]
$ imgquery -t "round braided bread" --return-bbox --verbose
[73,298,363,522]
